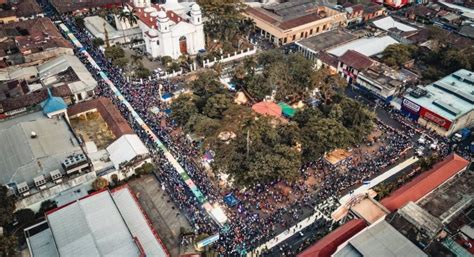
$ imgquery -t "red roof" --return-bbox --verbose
[381,154,469,212]
[252,101,282,118]
[298,219,367,257]
[338,50,374,71]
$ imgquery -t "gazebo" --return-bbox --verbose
[251,101,282,118]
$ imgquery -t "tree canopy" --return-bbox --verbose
[171,69,374,187]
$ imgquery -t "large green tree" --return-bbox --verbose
[170,95,198,126]
[0,186,15,227]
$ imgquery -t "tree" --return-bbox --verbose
[113,56,129,68]
[0,235,17,257]
[92,177,109,191]
[105,45,125,60]
[381,44,418,67]
[36,200,57,218]
[167,62,181,73]
[134,66,152,78]
[161,56,173,66]
[300,118,354,162]
[92,37,105,48]
[74,16,85,29]
[0,186,15,227]
[199,0,246,42]
[14,209,35,227]
[244,73,272,101]
[170,95,198,126]
[118,7,139,43]
[203,94,233,119]
[310,68,347,104]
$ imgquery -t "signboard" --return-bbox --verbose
[419,108,452,130]
[402,98,421,113]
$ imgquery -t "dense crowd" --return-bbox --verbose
[48,10,459,255]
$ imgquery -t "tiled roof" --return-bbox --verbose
[380,154,469,212]
[134,4,185,30]
[0,85,71,113]
[297,219,367,257]
[338,50,375,70]
[245,6,329,30]
[50,0,122,13]
[2,18,72,54]
[14,0,43,18]
[67,97,134,138]
[317,51,339,68]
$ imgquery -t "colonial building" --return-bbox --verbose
[120,0,205,59]
[243,0,347,46]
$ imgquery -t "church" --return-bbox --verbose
[117,0,205,59]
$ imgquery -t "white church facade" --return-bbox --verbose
[116,0,205,59]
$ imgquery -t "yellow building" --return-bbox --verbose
[0,10,17,24]
[244,1,347,46]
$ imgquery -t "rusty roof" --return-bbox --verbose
[50,0,123,13]
[0,85,71,113]
[380,154,469,212]
[67,97,134,138]
[338,50,375,70]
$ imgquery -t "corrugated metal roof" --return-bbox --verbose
[47,190,141,257]
[327,36,399,57]
[112,186,169,257]
[106,134,149,169]
[381,154,469,212]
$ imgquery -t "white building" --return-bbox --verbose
[119,0,205,59]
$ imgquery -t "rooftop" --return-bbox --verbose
[26,187,169,257]
[67,97,135,138]
[298,219,367,257]
[339,50,375,70]
[0,0,43,19]
[38,55,97,93]
[327,35,399,57]
[245,0,343,31]
[106,134,149,170]
[46,190,142,257]
[295,29,356,53]
[1,18,72,56]
[372,16,417,32]
[333,220,427,257]
[380,154,469,212]
[0,111,82,186]
[50,0,122,13]
[404,69,474,121]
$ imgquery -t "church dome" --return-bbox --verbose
[191,3,201,12]
[157,10,167,19]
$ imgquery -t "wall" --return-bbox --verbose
[202,47,257,68]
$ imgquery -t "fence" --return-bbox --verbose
[202,47,257,68]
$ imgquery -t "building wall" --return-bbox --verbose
[245,7,347,46]
[0,15,17,24]
[24,47,74,64]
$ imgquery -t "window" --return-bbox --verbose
[316,27,320,33]
[300,32,304,38]
[198,18,200,23]
[292,35,296,41]
[284,38,288,43]
[310,29,313,35]
[157,40,160,45]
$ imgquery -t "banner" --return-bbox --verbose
[401,98,421,114]
[419,108,452,130]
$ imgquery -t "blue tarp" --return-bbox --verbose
[161,92,174,100]
[224,193,239,207]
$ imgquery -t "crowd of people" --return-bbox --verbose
[46,8,461,255]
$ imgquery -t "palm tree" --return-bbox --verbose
[118,7,139,44]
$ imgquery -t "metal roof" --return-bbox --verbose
[0,111,82,186]
[38,55,97,93]
[372,16,417,32]
[47,190,142,257]
[112,187,169,257]
[327,36,399,57]
[404,69,474,120]
[334,220,427,257]
[106,134,149,169]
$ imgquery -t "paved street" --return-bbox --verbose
[128,175,193,257]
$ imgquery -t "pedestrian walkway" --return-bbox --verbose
[250,198,336,256]
[58,23,227,226]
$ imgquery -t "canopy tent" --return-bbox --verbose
[252,101,282,118]
[278,102,296,118]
